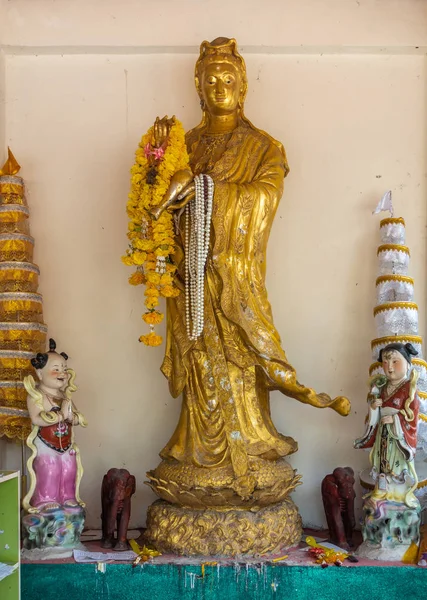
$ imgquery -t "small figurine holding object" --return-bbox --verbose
[101,468,136,551]
[21,338,87,550]
[321,467,355,549]
[354,342,420,560]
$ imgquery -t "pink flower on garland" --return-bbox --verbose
[144,143,152,159]
[152,147,165,161]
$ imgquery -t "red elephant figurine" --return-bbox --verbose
[321,467,356,549]
[101,468,136,551]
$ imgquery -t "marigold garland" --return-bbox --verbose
[122,117,189,346]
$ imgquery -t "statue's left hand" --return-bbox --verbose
[150,169,194,220]
[381,415,393,425]
[169,180,195,211]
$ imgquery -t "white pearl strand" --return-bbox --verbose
[185,174,214,340]
[155,255,166,274]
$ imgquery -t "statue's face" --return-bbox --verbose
[200,61,242,116]
[37,353,68,391]
[382,350,408,382]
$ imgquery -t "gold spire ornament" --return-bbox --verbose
[0,147,21,176]
[0,149,47,441]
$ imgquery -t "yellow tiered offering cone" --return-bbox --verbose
[0,149,47,441]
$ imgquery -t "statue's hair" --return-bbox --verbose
[31,338,68,370]
[401,368,418,423]
[24,374,43,410]
[378,342,418,365]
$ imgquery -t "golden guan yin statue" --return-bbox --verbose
[144,38,350,556]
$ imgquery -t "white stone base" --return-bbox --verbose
[356,540,410,562]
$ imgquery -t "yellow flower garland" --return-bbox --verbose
[122,118,189,346]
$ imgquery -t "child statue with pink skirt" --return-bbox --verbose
[21,338,87,551]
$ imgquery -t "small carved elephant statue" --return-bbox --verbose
[321,466,356,549]
[101,468,136,551]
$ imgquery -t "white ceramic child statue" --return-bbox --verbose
[21,338,87,550]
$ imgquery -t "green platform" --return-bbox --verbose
[22,562,427,600]
[0,472,20,600]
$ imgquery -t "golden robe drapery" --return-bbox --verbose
[161,120,349,479]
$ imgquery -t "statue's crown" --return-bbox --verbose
[200,37,237,56]
[198,37,245,71]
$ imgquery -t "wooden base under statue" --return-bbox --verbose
[144,498,302,556]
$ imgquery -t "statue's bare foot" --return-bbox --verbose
[101,538,114,549]
[37,502,61,512]
[114,540,129,552]
[63,499,80,508]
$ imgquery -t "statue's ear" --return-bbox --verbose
[322,474,338,491]
[195,75,201,97]
[35,369,43,382]
[332,467,344,481]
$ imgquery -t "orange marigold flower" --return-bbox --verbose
[139,332,163,346]
[144,287,159,297]
[128,272,145,286]
[161,285,180,298]
[146,272,161,285]
[133,251,147,265]
[142,311,164,325]
[145,296,159,309]
[160,273,173,285]
[121,255,134,267]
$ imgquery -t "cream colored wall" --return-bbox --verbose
[1,0,426,48]
[0,0,426,529]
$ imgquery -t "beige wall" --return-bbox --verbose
[0,0,426,529]
[1,0,426,48]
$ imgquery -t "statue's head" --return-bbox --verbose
[195,37,247,117]
[332,467,355,493]
[31,338,69,391]
[378,342,418,382]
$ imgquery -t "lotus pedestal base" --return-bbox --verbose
[144,499,302,556]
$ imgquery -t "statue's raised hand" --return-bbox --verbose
[153,115,175,148]
[370,398,382,409]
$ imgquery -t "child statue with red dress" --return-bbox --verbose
[355,342,421,560]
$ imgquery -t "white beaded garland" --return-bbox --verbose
[155,255,166,274]
[185,174,214,341]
